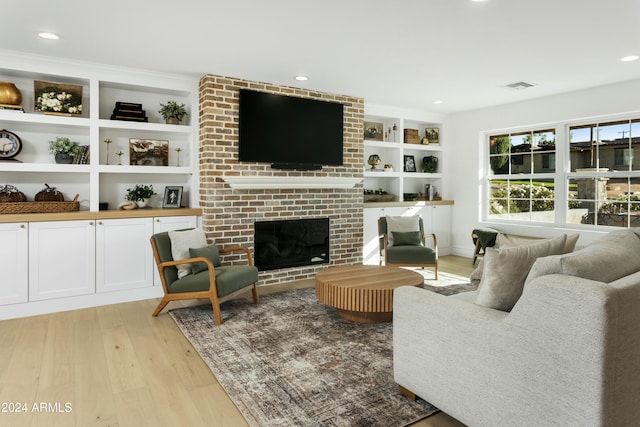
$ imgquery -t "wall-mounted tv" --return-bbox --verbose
[238,89,344,170]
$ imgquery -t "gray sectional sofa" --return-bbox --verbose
[393,228,640,426]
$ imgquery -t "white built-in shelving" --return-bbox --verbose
[0,51,199,211]
[363,104,446,202]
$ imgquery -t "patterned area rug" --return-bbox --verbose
[170,288,435,426]
[419,270,478,296]
[169,276,474,427]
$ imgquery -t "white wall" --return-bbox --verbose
[447,78,640,257]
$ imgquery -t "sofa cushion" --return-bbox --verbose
[470,233,578,287]
[475,234,567,311]
[497,233,579,253]
[168,228,208,278]
[526,229,640,285]
[386,216,420,246]
[189,244,222,274]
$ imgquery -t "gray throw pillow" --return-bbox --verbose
[189,245,222,274]
[475,234,567,311]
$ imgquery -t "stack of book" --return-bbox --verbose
[110,102,148,122]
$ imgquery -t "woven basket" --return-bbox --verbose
[363,194,397,203]
[0,194,79,214]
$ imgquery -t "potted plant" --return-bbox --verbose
[125,184,156,208]
[159,101,187,125]
[48,136,81,164]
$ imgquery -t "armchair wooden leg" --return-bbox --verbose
[211,301,223,325]
[434,265,438,280]
[152,298,170,317]
[251,283,259,304]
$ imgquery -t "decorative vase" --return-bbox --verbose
[136,198,150,208]
[166,117,180,125]
[54,153,73,164]
[0,81,22,106]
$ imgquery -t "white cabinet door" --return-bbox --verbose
[152,215,198,285]
[0,223,28,305]
[424,205,451,254]
[29,220,96,301]
[153,215,198,233]
[96,217,154,293]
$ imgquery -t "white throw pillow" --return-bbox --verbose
[385,216,420,246]
[475,234,567,311]
[168,228,208,278]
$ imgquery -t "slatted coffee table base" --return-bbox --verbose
[315,265,424,323]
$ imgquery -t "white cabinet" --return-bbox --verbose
[0,223,28,305]
[153,215,198,233]
[424,205,452,255]
[0,51,199,211]
[96,217,154,293]
[29,220,96,301]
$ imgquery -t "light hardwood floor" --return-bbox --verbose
[0,256,475,427]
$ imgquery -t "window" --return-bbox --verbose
[487,129,556,223]
[485,117,640,229]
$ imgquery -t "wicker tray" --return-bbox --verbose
[363,194,397,203]
[0,195,79,214]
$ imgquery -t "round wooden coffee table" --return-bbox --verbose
[315,265,424,323]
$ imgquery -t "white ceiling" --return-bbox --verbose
[3,0,640,113]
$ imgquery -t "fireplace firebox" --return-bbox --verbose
[254,218,329,271]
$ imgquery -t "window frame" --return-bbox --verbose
[482,113,640,230]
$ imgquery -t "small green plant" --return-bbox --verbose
[125,184,156,201]
[159,101,187,122]
[48,136,81,157]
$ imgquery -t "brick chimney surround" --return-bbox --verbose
[198,75,365,287]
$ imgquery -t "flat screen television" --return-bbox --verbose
[238,89,344,170]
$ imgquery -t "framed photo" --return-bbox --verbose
[163,186,183,208]
[129,138,169,166]
[363,121,384,141]
[404,155,417,172]
[425,127,440,145]
[34,80,83,116]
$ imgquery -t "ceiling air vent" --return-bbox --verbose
[504,81,535,90]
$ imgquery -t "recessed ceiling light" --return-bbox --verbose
[294,75,308,81]
[38,32,60,40]
[433,100,443,104]
[620,55,639,62]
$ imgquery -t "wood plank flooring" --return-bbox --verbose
[0,256,475,427]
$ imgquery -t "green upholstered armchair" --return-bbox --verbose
[150,231,259,325]
[378,216,438,279]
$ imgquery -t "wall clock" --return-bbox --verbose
[0,129,22,160]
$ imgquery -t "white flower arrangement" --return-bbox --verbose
[34,81,83,115]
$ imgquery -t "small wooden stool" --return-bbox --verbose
[471,228,499,265]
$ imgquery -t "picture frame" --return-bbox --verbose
[129,138,169,166]
[34,80,83,116]
[403,155,417,172]
[424,127,440,145]
[163,186,183,208]
[363,121,384,141]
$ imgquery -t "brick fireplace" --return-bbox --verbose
[198,75,364,287]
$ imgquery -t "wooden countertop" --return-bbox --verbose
[0,207,203,223]
[364,199,454,208]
